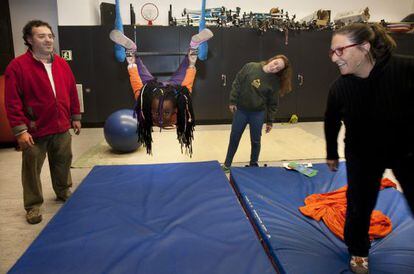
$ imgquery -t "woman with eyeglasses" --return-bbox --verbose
[324,23,414,274]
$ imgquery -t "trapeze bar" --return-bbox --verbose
[135,52,188,56]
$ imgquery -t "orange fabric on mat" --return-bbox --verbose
[299,178,396,241]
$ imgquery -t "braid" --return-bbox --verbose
[175,86,195,157]
[134,82,158,155]
[157,89,165,129]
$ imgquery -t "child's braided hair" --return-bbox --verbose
[134,81,195,156]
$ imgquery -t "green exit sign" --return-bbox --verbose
[61,50,72,61]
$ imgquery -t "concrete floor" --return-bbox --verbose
[0,123,398,273]
[0,128,99,273]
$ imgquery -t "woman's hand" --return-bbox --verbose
[265,123,272,133]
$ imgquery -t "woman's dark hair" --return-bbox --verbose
[334,23,396,63]
[134,81,195,156]
[22,20,54,50]
[264,54,293,96]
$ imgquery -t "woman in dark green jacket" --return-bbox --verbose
[222,55,292,172]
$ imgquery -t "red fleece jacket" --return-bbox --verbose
[5,51,81,138]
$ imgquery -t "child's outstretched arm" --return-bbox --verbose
[181,29,214,93]
[181,49,198,93]
[127,55,143,99]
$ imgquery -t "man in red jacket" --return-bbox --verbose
[5,20,81,224]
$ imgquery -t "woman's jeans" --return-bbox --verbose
[224,109,265,167]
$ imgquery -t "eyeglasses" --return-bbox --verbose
[329,43,359,58]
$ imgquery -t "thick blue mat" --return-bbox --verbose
[230,162,414,274]
[9,161,275,274]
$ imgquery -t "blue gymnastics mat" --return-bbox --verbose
[9,161,275,274]
[230,162,414,274]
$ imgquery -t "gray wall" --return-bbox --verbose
[9,0,59,57]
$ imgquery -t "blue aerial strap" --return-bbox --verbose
[198,0,208,61]
[114,0,126,62]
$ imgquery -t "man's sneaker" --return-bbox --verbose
[56,190,72,202]
[221,165,230,174]
[26,208,42,224]
[350,256,369,274]
[190,28,214,49]
[245,163,259,167]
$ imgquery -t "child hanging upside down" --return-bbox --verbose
[112,28,213,156]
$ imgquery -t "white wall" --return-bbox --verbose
[9,0,59,57]
[9,0,414,56]
[57,0,100,26]
[56,0,414,26]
